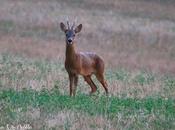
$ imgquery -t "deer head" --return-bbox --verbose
[60,21,82,44]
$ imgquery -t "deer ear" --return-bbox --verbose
[60,22,67,32]
[74,24,82,33]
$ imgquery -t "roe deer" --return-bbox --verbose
[60,21,108,96]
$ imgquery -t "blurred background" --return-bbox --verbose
[0,0,175,73]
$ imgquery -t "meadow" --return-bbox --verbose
[0,0,175,130]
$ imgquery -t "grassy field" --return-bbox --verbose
[0,0,175,130]
[0,54,174,130]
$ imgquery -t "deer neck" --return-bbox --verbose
[66,42,76,62]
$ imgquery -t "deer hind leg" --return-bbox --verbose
[95,73,108,94]
[83,75,97,94]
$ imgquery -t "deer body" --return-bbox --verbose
[66,45,103,76]
[60,21,108,96]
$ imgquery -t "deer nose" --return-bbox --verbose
[68,39,72,43]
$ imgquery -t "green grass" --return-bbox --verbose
[0,20,15,34]
[0,88,175,129]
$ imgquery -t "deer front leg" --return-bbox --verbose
[69,74,74,96]
[73,75,78,96]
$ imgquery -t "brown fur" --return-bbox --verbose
[60,22,108,96]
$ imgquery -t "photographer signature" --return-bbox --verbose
[0,124,32,130]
